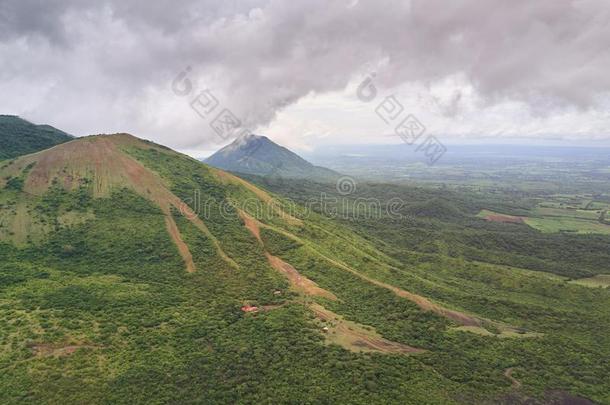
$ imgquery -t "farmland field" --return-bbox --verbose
[570,275,610,288]
[524,216,610,234]
[475,196,610,234]
[531,207,600,220]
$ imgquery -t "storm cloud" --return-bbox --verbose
[1,0,609,151]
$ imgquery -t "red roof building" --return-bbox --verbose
[241,305,259,313]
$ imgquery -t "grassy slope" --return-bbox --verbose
[4,192,450,404]
[130,147,610,403]
[0,136,459,404]
[0,136,609,403]
[241,176,610,404]
[569,274,610,288]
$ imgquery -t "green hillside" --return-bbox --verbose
[0,115,72,160]
[0,135,608,404]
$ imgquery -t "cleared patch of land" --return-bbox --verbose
[28,343,100,358]
[310,303,423,354]
[477,210,525,224]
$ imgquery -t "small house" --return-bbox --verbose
[241,305,259,313]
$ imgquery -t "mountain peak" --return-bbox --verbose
[241,133,268,141]
[205,134,338,179]
[223,133,271,153]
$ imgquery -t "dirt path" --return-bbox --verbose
[265,253,338,301]
[504,367,522,389]
[310,249,539,337]
[164,215,196,273]
[322,255,482,327]
[239,209,483,327]
[213,168,302,225]
[240,210,336,300]
[238,209,423,355]
[240,211,262,242]
[175,201,239,270]
[240,208,537,335]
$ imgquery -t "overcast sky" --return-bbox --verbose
[1,0,609,156]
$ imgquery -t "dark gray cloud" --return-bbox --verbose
[0,0,609,150]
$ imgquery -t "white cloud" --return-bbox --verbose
[0,0,609,155]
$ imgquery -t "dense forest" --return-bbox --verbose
[0,116,72,160]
